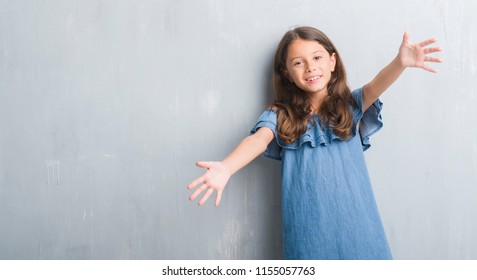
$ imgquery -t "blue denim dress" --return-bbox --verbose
[251,87,392,260]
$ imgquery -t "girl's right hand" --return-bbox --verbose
[187,161,231,207]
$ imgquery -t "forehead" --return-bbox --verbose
[287,39,326,59]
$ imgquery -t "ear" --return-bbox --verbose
[330,53,337,72]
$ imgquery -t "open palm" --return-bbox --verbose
[398,32,442,73]
[187,161,231,207]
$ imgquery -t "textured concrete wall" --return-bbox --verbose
[1,0,476,259]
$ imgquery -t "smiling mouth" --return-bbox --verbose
[305,75,322,82]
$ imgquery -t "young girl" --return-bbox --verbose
[187,26,442,260]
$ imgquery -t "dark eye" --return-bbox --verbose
[293,60,302,66]
[314,56,322,61]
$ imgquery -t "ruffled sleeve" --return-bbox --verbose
[250,110,282,160]
[351,87,384,151]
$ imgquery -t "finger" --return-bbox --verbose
[196,161,212,169]
[198,188,214,206]
[402,31,410,44]
[187,175,206,189]
[421,65,438,73]
[189,184,208,201]
[424,47,442,54]
[418,38,437,47]
[424,56,443,63]
[215,190,223,207]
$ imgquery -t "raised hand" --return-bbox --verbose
[187,161,231,207]
[398,32,443,73]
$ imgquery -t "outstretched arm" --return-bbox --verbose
[187,126,274,207]
[362,32,443,111]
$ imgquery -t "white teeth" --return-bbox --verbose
[307,76,321,81]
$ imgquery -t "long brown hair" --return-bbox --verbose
[271,26,356,144]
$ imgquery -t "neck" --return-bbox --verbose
[308,90,327,114]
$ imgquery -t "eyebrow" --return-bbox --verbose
[289,50,325,61]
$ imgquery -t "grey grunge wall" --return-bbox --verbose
[1,0,476,259]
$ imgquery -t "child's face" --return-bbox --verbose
[285,39,336,96]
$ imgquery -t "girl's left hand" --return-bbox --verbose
[398,32,443,73]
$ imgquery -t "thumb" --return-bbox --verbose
[402,31,410,44]
[196,161,212,169]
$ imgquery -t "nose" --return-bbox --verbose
[307,65,316,73]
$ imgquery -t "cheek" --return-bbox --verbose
[322,63,334,76]
[286,69,300,82]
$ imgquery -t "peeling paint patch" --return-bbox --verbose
[46,160,60,187]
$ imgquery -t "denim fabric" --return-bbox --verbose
[251,87,392,260]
